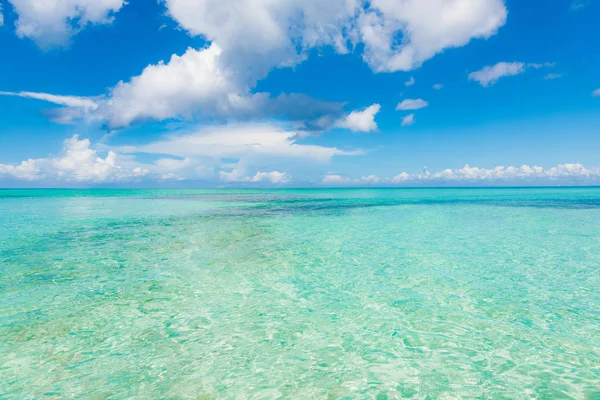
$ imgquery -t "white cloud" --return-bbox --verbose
[469,62,526,87]
[469,61,556,87]
[433,83,443,90]
[100,44,246,128]
[250,171,290,184]
[10,0,508,129]
[396,99,429,111]
[321,163,600,186]
[404,76,415,87]
[24,44,345,130]
[0,4,4,26]
[0,135,147,183]
[164,0,507,75]
[220,169,291,184]
[322,174,381,185]
[528,62,555,69]
[543,73,563,80]
[359,0,507,72]
[8,0,125,49]
[117,123,362,162]
[592,88,600,97]
[0,91,98,109]
[0,160,40,181]
[336,104,381,132]
[1,122,363,184]
[164,0,358,84]
[401,114,416,126]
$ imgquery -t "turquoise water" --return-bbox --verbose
[1,188,600,399]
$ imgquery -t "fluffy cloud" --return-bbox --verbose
[335,104,381,132]
[322,163,600,186]
[592,88,600,97]
[396,99,429,111]
[433,83,443,90]
[100,44,245,128]
[9,0,508,130]
[469,62,526,87]
[7,0,125,48]
[401,114,416,126]
[359,0,507,72]
[404,76,415,87]
[0,4,4,26]
[164,0,507,74]
[18,44,347,130]
[0,135,147,183]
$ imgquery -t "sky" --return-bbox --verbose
[0,0,599,188]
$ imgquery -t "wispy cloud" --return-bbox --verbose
[469,62,526,86]
[396,99,429,111]
[469,62,555,87]
[401,114,416,126]
[0,91,98,110]
[0,122,364,184]
[570,0,590,11]
[543,73,563,80]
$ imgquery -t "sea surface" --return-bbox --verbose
[1,188,600,399]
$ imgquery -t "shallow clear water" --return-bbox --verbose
[1,188,600,399]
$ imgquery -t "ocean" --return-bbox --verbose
[1,188,599,399]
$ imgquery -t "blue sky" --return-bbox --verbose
[0,0,599,187]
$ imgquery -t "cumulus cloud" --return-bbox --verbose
[98,44,245,128]
[401,114,416,126]
[469,62,526,87]
[322,163,600,186]
[0,4,4,26]
[7,0,125,49]
[335,104,381,132]
[9,0,508,130]
[404,76,415,87]
[20,44,346,130]
[396,99,429,111]
[359,0,507,72]
[164,0,507,75]
[592,88,600,97]
[433,83,443,90]
[0,135,147,183]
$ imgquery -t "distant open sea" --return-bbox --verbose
[1,188,599,399]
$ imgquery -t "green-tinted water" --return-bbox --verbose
[1,188,600,399]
